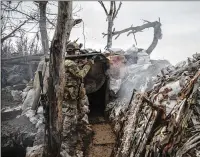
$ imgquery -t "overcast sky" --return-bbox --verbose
[68,1,200,65]
[9,1,200,65]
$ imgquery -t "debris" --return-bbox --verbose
[109,53,200,157]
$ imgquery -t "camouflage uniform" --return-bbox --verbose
[60,59,93,157]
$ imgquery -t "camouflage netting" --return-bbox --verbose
[107,53,200,157]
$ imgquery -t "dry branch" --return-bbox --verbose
[2,2,37,21]
[103,20,162,54]
[1,20,28,43]
[98,1,108,16]
[113,2,122,20]
[47,17,55,27]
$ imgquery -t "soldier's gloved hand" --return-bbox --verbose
[86,59,94,66]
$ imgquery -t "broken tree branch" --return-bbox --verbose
[73,18,82,26]
[102,20,162,55]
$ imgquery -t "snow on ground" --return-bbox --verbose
[1,105,21,112]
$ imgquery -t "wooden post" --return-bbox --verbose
[47,1,74,157]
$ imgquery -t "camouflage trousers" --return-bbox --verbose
[60,86,92,157]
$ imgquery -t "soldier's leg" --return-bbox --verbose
[60,100,78,157]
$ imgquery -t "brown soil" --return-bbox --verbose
[88,117,116,157]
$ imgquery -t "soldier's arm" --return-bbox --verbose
[68,61,93,78]
[77,64,91,78]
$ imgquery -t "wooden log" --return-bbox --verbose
[1,54,44,62]
[2,61,40,66]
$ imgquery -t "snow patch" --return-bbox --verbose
[22,89,35,111]
[11,90,22,101]
[140,77,149,92]
[125,44,138,55]
[1,105,22,112]
[26,144,44,157]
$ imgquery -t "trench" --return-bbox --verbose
[1,146,26,157]
[86,80,116,157]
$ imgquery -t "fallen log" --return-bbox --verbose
[2,61,40,66]
[2,54,44,62]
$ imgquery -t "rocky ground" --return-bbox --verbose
[1,62,44,157]
[1,87,37,157]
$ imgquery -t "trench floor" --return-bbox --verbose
[88,116,116,157]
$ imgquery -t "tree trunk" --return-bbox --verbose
[47,1,73,157]
[38,1,49,55]
[107,15,113,49]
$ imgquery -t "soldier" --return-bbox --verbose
[60,58,94,157]
[66,39,83,55]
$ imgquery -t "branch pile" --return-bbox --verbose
[109,53,200,157]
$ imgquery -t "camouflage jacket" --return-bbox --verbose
[64,59,92,100]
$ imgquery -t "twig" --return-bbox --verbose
[2,3,37,21]
[1,19,28,43]
[46,17,55,27]
[133,33,137,45]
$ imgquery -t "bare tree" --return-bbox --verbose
[35,1,49,55]
[46,1,82,156]
[1,1,53,56]
[1,1,30,44]
[1,39,14,58]
[16,31,28,56]
[103,19,162,55]
[98,1,122,49]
